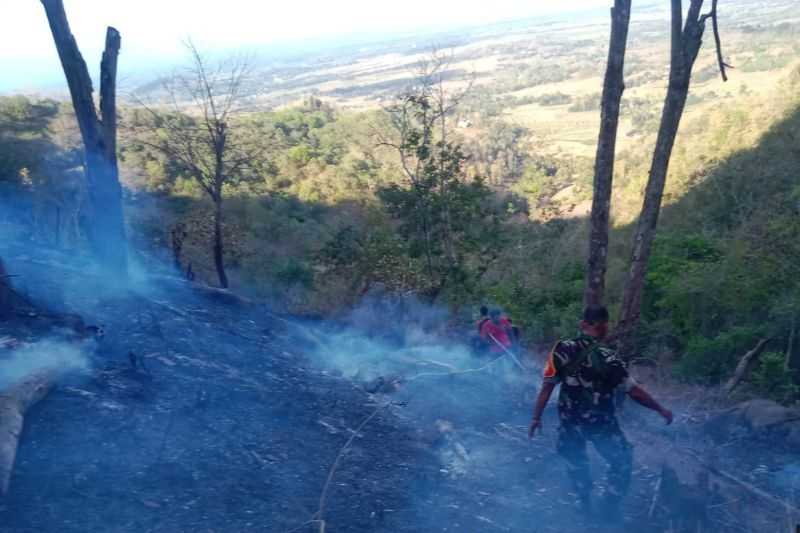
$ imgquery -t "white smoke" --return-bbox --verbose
[307,328,478,381]
[0,339,89,390]
[297,291,535,393]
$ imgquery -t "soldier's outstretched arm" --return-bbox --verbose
[628,385,673,424]
[529,381,556,438]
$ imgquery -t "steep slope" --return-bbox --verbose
[0,245,798,533]
[0,249,421,533]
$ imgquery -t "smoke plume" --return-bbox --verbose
[0,339,89,389]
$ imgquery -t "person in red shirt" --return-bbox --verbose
[471,306,492,356]
[475,305,490,333]
[479,309,513,353]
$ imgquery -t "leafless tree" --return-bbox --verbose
[134,41,253,288]
[584,0,633,308]
[616,0,729,358]
[40,0,127,273]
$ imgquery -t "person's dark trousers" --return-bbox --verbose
[556,418,633,510]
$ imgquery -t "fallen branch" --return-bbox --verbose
[648,467,663,519]
[683,449,800,515]
[282,519,325,533]
[724,338,771,395]
[0,337,19,350]
[0,369,58,495]
[145,299,189,318]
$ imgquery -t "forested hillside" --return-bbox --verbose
[3,55,800,397]
[4,1,800,532]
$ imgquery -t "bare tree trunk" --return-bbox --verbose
[41,0,127,274]
[0,259,13,320]
[171,224,187,274]
[413,191,436,284]
[617,0,714,358]
[584,0,632,309]
[0,371,57,495]
[785,314,798,378]
[212,198,229,289]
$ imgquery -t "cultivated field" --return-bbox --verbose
[168,0,799,161]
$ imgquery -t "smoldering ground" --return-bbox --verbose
[1,227,799,532]
[294,296,624,532]
[294,295,800,533]
[0,256,425,533]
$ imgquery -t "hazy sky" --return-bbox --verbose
[0,0,613,92]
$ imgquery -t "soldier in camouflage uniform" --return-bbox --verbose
[528,305,673,519]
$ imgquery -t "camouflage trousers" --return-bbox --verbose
[556,419,633,503]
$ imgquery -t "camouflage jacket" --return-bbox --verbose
[543,334,636,425]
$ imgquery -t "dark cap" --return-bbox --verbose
[582,305,609,324]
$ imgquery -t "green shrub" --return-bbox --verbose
[273,258,314,289]
[675,326,760,383]
[487,261,585,342]
[751,351,799,404]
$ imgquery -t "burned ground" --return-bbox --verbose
[0,248,798,533]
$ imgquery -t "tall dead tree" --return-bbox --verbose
[135,43,252,289]
[40,0,128,273]
[584,0,633,308]
[616,0,729,357]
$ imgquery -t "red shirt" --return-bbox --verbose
[480,319,512,352]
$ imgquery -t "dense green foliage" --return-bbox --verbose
[2,64,800,401]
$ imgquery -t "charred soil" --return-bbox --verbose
[0,249,798,532]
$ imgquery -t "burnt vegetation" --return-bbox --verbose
[1,0,800,532]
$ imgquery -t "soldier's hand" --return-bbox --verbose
[528,418,542,438]
[660,408,674,425]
